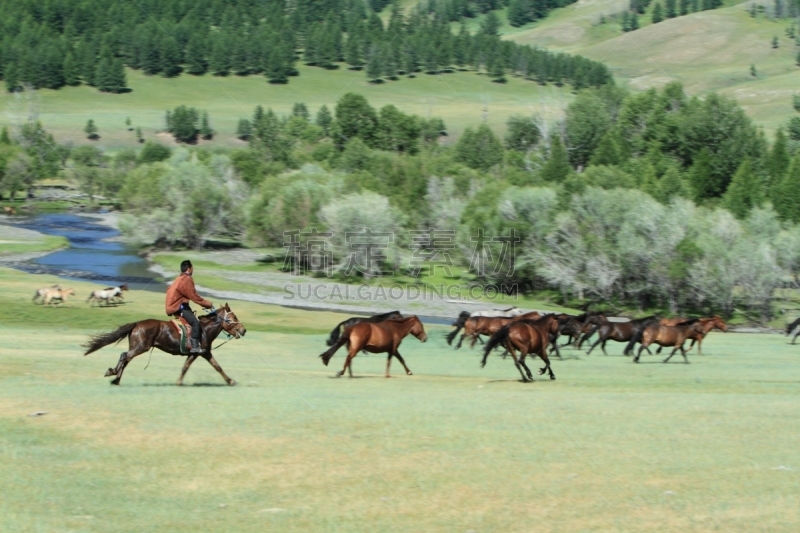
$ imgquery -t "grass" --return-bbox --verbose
[0,235,69,256]
[1,267,800,531]
[2,64,573,151]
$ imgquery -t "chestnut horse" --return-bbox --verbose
[326,310,402,346]
[448,311,541,349]
[633,321,705,363]
[480,315,559,382]
[82,304,246,385]
[319,315,427,378]
[655,316,727,355]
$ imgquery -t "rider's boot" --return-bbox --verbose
[188,338,204,355]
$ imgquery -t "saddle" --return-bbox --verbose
[171,316,191,354]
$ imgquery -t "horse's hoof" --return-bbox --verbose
[550,375,556,380]
[175,381,183,386]
[228,380,237,386]
[104,368,115,377]
[110,379,120,386]
[335,372,343,378]
[406,371,413,376]
[662,359,668,363]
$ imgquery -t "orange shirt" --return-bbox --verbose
[165,273,212,315]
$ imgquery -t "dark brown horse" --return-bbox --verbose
[788,316,800,344]
[481,315,559,382]
[319,315,427,378]
[633,321,705,363]
[83,304,246,385]
[587,316,659,356]
[655,316,727,355]
[448,311,541,350]
[575,313,609,349]
[326,310,402,346]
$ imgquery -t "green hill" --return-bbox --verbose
[504,0,798,135]
[1,64,574,150]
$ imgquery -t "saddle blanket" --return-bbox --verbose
[171,317,191,354]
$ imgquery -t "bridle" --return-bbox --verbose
[210,308,244,349]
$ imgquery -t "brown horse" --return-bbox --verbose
[655,316,727,355]
[587,316,659,356]
[633,321,706,363]
[82,304,246,385]
[481,315,558,382]
[326,310,402,346]
[319,315,427,378]
[448,311,541,350]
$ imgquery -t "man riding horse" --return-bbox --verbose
[166,260,213,355]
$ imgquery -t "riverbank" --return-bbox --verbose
[0,219,69,262]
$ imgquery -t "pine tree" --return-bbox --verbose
[680,0,689,15]
[108,59,127,93]
[366,47,382,82]
[588,132,622,166]
[346,33,363,70]
[63,53,80,86]
[750,64,757,77]
[185,34,208,75]
[0,127,11,144]
[209,34,231,76]
[316,105,332,134]
[85,119,99,140]
[796,50,800,67]
[200,111,213,140]
[688,148,714,200]
[665,0,677,17]
[652,2,664,23]
[656,167,691,203]
[94,57,111,91]
[772,36,779,49]
[489,51,506,82]
[160,39,182,78]
[768,128,790,186]
[774,156,800,222]
[540,135,572,182]
[5,62,19,92]
[621,11,631,32]
[723,158,761,218]
[630,13,639,30]
[136,127,143,143]
[236,118,252,140]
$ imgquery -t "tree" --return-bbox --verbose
[774,156,800,222]
[334,93,379,148]
[665,0,677,17]
[565,92,612,168]
[292,103,310,121]
[652,2,664,23]
[85,119,99,140]
[160,39,182,78]
[540,135,572,182]
[366,47,383,82]
[455,124,504,171]
[768,128,790,187]
[136,127,144,143]
[316,105,333,135]
[793,94,800,112]
[480,12,501,36]
[788,117,800,141]
[64,53,80,86]
[167,106,201,143]
[200,111,213,140]
[5,63,20,92]
[185,34,208,75]
[236,119,252,140]
[107,59,127,93]
[772,36,779,49]
[655,167,690,203]
[723,158,761,218]
[504,115,540,152]
[588,131,622,166]
[751,64,757,77]
[630,13,639,30]
[138,141,171,164]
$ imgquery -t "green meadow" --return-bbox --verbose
[1,267,799,531]
[1,65,571,151]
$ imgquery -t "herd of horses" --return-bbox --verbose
[32,284,129,306]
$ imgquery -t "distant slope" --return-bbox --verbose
[505,0,798,134]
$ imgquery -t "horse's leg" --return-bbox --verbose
[202,353,236,385]
[385,353,393,378]
[109,347,148,385]
[392,350,413,376]
[176,355,198,386]
[696,338,703,355]
[538,349,555,380]
[338,344,358,378]
[104,352,127,377]
[601,339,608,356]
[656,346,663,354]
[550,338,562,359]
[793,330,800,345]
[507,347,528,382]
[634,343,645,363]
[586,337,602,355]
[455,334,466,349]
[518,347,534,381]
[680,343,689,364]
[663,346,677,363]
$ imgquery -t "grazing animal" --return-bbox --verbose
[87,284,129,306]
[82,303,245,385]
[319,316,427,378]
[481,315,559,382]
[43,288,75,306]
[655,316,727,355]
[33,285,61,304]
[633,321,706,363]
[587,316,660,356]
[326,310,402,346]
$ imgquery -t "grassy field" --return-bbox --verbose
[1,267,799,531]
[0,64,571,151]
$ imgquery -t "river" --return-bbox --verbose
[8,213,162,290]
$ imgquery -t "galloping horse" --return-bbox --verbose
[319,315,427,378]
[633,321,706,363]
[587,316,659,356]
[787,316,800,344]
[32,285,61,304]
[326,310,401,346]
[655,316,727,355]
[448,311,541,349]
[87,284,130,306]
[481,315,559,382]
[446,308,525,346]
[43,288,76,306]
[82,303,246,385]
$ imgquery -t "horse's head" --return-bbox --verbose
[587,313,607,325]
[708,315,727,332]
[65,289,75,297]
[409,316,427,343]
[218,303,246,338]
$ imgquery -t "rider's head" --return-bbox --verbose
[180,260,193,275]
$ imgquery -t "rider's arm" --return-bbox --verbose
[180,275,213,309]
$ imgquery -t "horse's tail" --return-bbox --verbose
[325,320,346,347]
[320,330,349,366]
[83,322,137,356]
[786,316,800,335]
[86,293,95,303]
[446,312,470,345]
[482,324,512,368]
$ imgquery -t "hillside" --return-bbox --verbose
[504,0,798,134]
[0,64,573,150]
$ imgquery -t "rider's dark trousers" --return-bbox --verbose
[180,305,201,342]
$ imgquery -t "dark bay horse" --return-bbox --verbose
[82,304,246,385]
[448,311,541,350]
[326,310,402,346]
[787,316,800,344]
[633,321,705,363]
[585,316,659,356]
[319,315,427,378]
[481,315,559,382]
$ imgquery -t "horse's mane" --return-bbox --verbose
[674,317,700,326]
